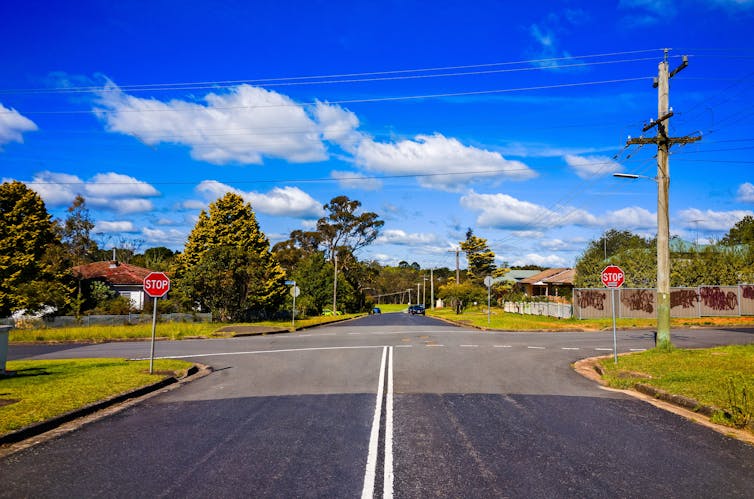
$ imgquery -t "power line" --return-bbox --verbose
[0,49,666,95]
[5,77,653,116]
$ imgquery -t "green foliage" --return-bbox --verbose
[460,229,496,283]
[288,252,333,316]
[0,181,75,316]
[437,281,486,313]
[574,230,651,287]
[721,215,754,246]
[715,376,753,429]
[61,195,98,265]
[174,192,286,321]
[316,195,384,259]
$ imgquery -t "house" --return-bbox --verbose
[517,268,575,298]
[493,269,540,286]
[72,260,157,310]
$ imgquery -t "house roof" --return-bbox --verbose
[72,261,155,286]
[494,270,540,284]
[518,268,575,286]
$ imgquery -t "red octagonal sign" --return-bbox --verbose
[601,265,625,288]
[143,271,171,298]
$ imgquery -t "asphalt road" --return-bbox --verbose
[3,314,754,498]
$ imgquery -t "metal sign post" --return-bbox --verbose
[601,265,625,364]
[290,284,300,329]
[143,272,170,374]
[484,276,493,325]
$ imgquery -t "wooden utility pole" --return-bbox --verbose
[626,49,701,350]
[332,252,338,314]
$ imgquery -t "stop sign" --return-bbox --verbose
[601,265,625,288]
[143,272,171,298]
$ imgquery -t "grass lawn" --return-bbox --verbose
[8,314,366,343]
[598,345,754,428]
[0,358,193,436]
[429,305,754,331]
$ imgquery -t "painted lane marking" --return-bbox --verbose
[460,344,479,348]
[425,344,445,347]
[630,348,647,352]
[362,346,387,499]
[595,348,613,351]
[561,347,580,350]
[348,332,362,335]
[527,346,546,350]
[494,345,512,348]
[384,346,394,499]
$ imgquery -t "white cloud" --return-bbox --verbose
[603,206,656,229]
[511,253,567,267]
[195,180,323,218]
[178,199,208,211]
[678,208,754,231]
[540,239,569,250]
[95,82,327,165]
[331,170,383,191]
[26,171,157,213]
[0,103,37,148]
[565,154,623,179]
[95,221,136,233]
[737,182,754,203]
[510,230,545,238]
[313,101,362,152]
[141,227,186,246]
[460,190,597,229]
[376,229,440,246]
[355,133,536,191]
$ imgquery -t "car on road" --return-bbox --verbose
[371,307,381,314]
[408,304,425,315]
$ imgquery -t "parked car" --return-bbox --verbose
[408,304,425,315]
[371,307,381,314]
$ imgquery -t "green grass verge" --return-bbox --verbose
[10,322,220,343]
[0,358,193,435]
[428,305,754,331]
[598,345,754,428]
[373,304,408,313]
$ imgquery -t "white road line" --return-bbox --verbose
[395,344,413,348]
[630,348,647,352]
[494,345,512,348]
[384,346,394,499]
[425,344,445,347]
[460,344,479,348]
[362,346,387,499]
[348,332,362,335]
[527,346,546,350]
[595,348,613,351]
[561,347,580,350]
[138,345,389,360]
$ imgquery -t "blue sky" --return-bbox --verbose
[2,0,754,270]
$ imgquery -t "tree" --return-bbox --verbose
[722,215,754,246]
[438,281,486,314]
[460,229,496,283]
[61,195,98,265]
[574,230,650,287]
[0,181,74,316]
[316,195,383,259]
[174,192,286,320]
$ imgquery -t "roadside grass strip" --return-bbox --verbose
[598,344,754,429]
[0,358,192,436]
[8,314,366,344]
[429,305,754,331]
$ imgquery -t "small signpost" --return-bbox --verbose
[601,265,624,363]
[484,275,493,325]
[143,272,170,374]
[289,282,300,329]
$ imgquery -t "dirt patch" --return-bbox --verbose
[0,399,20,408]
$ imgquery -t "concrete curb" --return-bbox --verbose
[0,363,210,447]
[229,314,367,337]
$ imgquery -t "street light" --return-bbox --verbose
[613,171,670,349]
